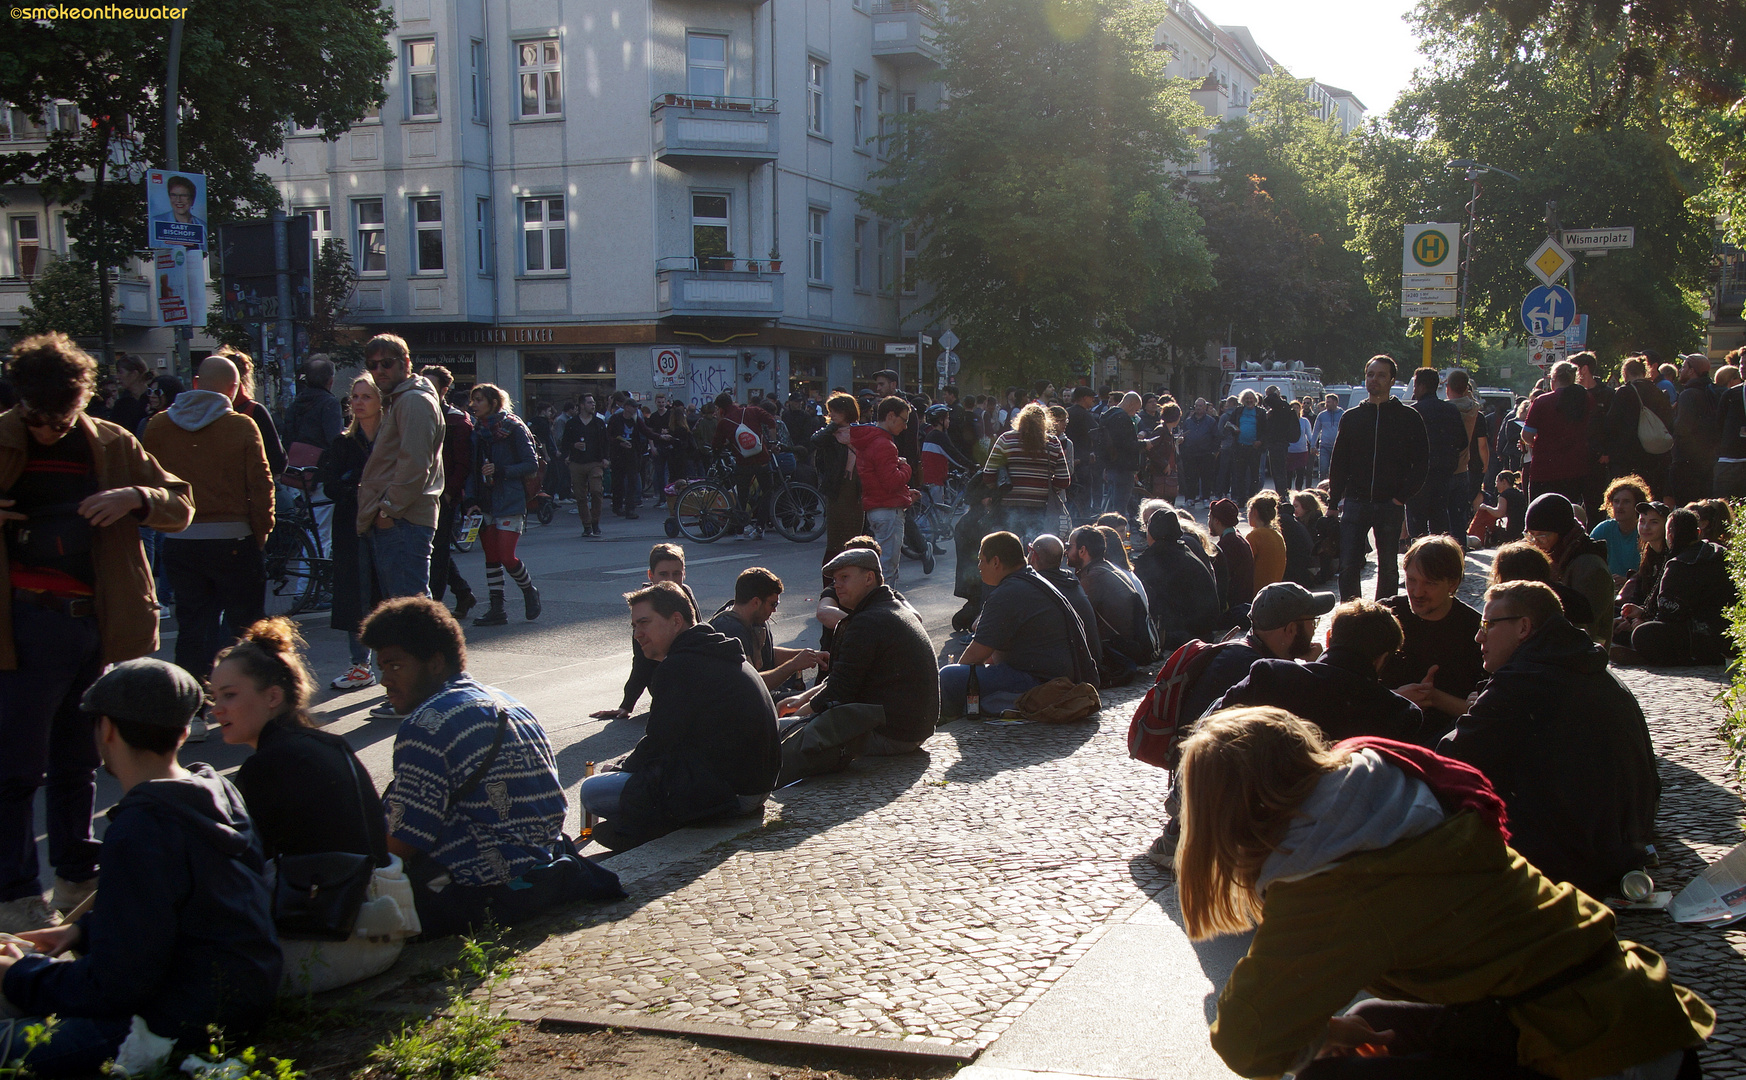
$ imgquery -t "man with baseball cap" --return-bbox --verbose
[0,658,279,1075]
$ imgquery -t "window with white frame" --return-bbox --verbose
[10,216,40,279]
[807,207,827,283]
[522,196,566,273]
[876,85,891,152]
[412,197,444,272]
[877,221,892,292]
[691,194,729,261]
[475,198,491,274]
[46,102,79,132]
[852,217,867,289]
[470,40,487,121]
[355,199,386,273]
[296,207,332,271]
[518,39,562,117]
[902,231,918,294]
[686,34,727,98]
[853,76,867,146]
[406,40,438,118]
[902,92,917,114]
[806,59,826,136]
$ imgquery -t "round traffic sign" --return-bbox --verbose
[653,348,681,377]
[1519,285,1575,338]
[1412,231,1450,267]
[936,350,960,376]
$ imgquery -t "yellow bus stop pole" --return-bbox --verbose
[1421,317,1434,368]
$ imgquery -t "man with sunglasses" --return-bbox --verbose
[0,333,194,932]
[355,334,446,614]
[1439,580,1657,899]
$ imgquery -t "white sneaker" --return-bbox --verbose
[185,716,208,742]
[1145,834,1175,870]
[331,663,377,691]
[369,702,401,719]
[0,895,60,934]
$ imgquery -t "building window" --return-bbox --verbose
[355,199,386,273]
[406,40,438,119]
[46,102,79,132]
[522,196,566,273]
[852,217,867,289]
[853,76,867,145]
[412,197,444,272]
[687,33,727,99]
[902,230,918,295]
[10,216,40,279]
[902,92,917,114]
[691,193,729,262]
[806,59,826,136]
[807,207,828,284]
[877,221,892,292]
[876,85,890,153]
[296,207,332,271]
[475,198,491,275]
[518,39,562,117]
[470,40,487,121]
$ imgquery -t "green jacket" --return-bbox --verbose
[1211,812,1712,1079]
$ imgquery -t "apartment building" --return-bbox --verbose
[268,0,944,413]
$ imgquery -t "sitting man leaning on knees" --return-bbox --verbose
[1026,534,1101,666]
[1068,524,1157,664]
[1178,708,1710,1079]
[591,543,697,720]
[367,597,616,938]
[583,582,780,851]
[1146,581,1334,871]
[710,567,828,693]
[778,547,940,758]
[1439,580,1659,899]
[0,659,279,1077]
[1212,599,1426,746]
[939,531,1093,716]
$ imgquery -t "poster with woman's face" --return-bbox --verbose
[147,170,206,250]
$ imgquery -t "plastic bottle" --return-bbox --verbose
[965,664,982,719]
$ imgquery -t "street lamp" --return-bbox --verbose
[1446,160,1523,363]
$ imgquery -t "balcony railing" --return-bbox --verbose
[656,258,783,318]
[651,95,779,166]
[872,0,942,66]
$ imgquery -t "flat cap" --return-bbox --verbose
[81,657,204,729]
[822,548,881,575]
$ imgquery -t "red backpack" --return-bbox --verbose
[1127,639,1237,769]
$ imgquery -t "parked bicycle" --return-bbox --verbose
[673,450,826,543]
[263,468,334,616]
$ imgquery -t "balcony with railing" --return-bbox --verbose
[651,95,779,166]
[655,256,783,318]
[872,0,942,66]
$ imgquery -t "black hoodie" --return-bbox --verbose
[1215,645,1426,747]
[4,765,280,1044]
[1438,616,1658,897]
[620,624,781,831]
[1328,396,1429,505]
[1132,513,1221,652]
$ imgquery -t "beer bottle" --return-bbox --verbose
[965,664,982,719]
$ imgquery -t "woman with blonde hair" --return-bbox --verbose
[981,400,1069,542]
[1177,707,1712,1078]
[322,375,384,690]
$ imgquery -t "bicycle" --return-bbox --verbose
[673,450,827,543]
[263,467,335,617]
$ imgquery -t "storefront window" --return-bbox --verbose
[523,350,616,419]
[411,352,477,405]
[789,354,827,401]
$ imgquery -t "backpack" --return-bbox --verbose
[1634,384,1674,455]
[1127,639,1238,769]
[733,421,765,459]
[1013,678,1101,723]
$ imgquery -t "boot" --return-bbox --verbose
[453,588,478,620]
[473,593,508,626]
[522,585,542,621]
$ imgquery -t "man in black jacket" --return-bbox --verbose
[1329,355,1429,601]
[1212,599,1425,745]
[1101,392,1142,518]
[1133,508,1220,652]
[1439,581,1658,898]
[1261,387,1298,497]
[1065,386,1103,520]
[1670,353,1720,504]
[941,385,980,463]
[585,582,780,851]
[1406,366,1468,540]
[563,394,610,536]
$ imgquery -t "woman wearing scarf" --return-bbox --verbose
[465,383,542,626]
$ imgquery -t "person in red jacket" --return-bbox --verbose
[843,397,918,584]
[711,392,778,538]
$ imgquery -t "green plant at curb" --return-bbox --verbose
[1717,510,1746,784]
[0,1020,55,1077]
[179,1026,307,1080]
[371,935,517,1080]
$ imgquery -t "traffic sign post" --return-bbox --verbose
[1421,318,1434,369]
[1561,227,1633,254]
[1402,225,1460,321]
[1520,284,1576,337]
[1526,237,1574,286]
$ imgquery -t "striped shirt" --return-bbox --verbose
[982,430,1069,508]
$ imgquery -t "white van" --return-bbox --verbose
[1223,363,1325,405]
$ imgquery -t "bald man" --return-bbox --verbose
[1027,533,1101,664]
[142,355,275,686]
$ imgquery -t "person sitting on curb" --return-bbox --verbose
[591,543,698,720]
[366,598,614,937]
[1438,581,1659,899]
[940,532,1093,717]
[1212,599,1426,746]
[0,659,280,1077]
[778,548,940,757]
[1068,524,1156,665]
[1026,534,1102,667]
[1146,581,1335,871]
[583,582,780,850]
[1524,492,1615,646]
[1133,508,1221,653]
[1612,506,1736,667]
[1207,498,1255,614]
[709,568,828,693]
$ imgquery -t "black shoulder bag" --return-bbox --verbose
[274,743,390,942]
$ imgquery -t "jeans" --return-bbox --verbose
[1231,444,1261,504]
[1184,452,1216,501]
[1265,441,1291,496]
[1316,446,1333,481]
[0,1015,132,1077]
[1103,468,1136,518]
[348,631,369,665]
[360,519,436,602]
[1406,469,1454,538]
[938,662,1042,716]
[163,536,266,682]
[579,770,632,816]
[611,454,642,513]
[867,507,904,584]
[0,602,102,901]
[1339,499,1406,601]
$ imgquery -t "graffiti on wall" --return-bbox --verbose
[688,358,733,408]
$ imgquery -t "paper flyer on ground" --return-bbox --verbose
[1670,840,1746,923]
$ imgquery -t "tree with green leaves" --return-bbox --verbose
[863,0,1212,388]
[12,253,103,342]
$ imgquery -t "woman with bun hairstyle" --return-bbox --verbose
[1177,707,1712,1079]
[210,618,413,992]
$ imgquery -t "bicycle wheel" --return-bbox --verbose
[263,524,321,617]
[536,496,555,526]
[675,480,735,543]
[910,488,938,551]
[453,508,481,553]
[771,482,827,543]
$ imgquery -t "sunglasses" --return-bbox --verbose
[364,358,403,372]
[21,408,80,434]
[1478,615,1527,633]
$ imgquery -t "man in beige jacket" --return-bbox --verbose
[356,333,445,602]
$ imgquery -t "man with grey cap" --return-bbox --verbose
[776,546,938,755]
[0,658,279,1075]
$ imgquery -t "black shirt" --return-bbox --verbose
[7,428,99,592]
[234,719,387,862]
[1380,594,1484,735]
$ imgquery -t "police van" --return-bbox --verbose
[1222,362,1325,404]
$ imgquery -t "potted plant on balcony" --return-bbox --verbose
[766,247,782,273]
[707,251,736,271]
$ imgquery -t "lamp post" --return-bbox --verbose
[1445,159,1523,364]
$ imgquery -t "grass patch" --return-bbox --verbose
[1720,513,1746,784]
[369,935,518,1080]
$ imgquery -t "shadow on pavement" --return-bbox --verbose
[938,716,1099,784]
[1127,858,1254,1024]
[552,714,649,786]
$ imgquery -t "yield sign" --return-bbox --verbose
[1526,237,1574,286]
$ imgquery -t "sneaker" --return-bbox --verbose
[331,663,377,691]
[369,701,402,720]
[734,525,763,541]
[51,875,96,915]
[0,895,60,934]
[1145,833,1175,870]
[185,715,209,742]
